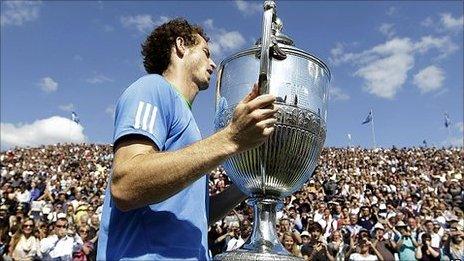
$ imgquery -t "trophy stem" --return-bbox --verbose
[214,197,302,260]
[242,197,287,254]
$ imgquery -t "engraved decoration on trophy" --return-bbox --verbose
[214,1,331,260]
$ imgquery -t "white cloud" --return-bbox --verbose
[440,13,463,31]
[86,74,113,84]
[456,122,463,133]
[103,24,114,32]
[1,116,87,149]
[441,121,464,147]
[356,52,414,99]
[414,35,458,58]
[203,19,246,57]
[413,65,445,93]
[105,105,115,119]
[1,1,41,27]
[120,14,169,33]
[59,103,75,112]
[379,23,395,38]
[330,36,458,99]
[443,136,463,147]
[329,86,350,101]
[386,6,396,16]
[39,77,58,93]
[73,54,83,61]
[422,13,463,33]
[421,17,434,28]
[234,0,262,16]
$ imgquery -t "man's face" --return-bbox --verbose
[311,229,321,238]
[55,219,68,238]
[184,35,216,91]
[91,215,100,226]
[362,207,370,216]
[426,222,433,232]
[280,219,290,231]
[301,235,310,245]
[350,214,358,224]
[0,209,7,219]
[375,229,384,239]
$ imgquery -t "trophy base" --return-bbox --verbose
[213,249,302,261]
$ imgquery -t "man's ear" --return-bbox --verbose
[175,37,186,57]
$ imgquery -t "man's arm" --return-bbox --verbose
[209,183,247,224]
[40,237,57,255]
[112,85,277,211]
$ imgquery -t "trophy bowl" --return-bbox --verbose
[213,1,330,260]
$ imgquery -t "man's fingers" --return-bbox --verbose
[241,83,259,103]
[247,94,276,111]
[250,107,278,121]
[256,117,277,129]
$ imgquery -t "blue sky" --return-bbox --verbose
[1,0,463,149]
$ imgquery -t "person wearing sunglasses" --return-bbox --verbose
[8,218,40,260]
[39,215,83,260]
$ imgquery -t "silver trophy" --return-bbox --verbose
[214,1,330,260]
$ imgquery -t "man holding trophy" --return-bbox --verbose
[97,17,279,260]
[98,0,330,260]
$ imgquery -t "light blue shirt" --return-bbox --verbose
[97,74,209,260]
[398,237,416,261]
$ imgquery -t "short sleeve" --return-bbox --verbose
[113,76,171,150]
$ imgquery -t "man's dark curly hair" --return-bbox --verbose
[141,18,209,75]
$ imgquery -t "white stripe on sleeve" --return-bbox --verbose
[148,106,158,134]
[134,101,145,129]
[141,102,152,131]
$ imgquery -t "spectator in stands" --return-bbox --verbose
[282,231,302,258]
[327,229,348,261]
[73,224,95,261]
[225,224,244,252]
[371,223,395,261]
[348,238,383,261]
[40,215,83,260]
[8,217,40,260]
[395,221,419,260]
[358,205,376,231]
[415,233,440,260]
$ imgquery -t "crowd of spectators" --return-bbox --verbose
[1,144,110,260]
[0,144,463,260]
[208,147,463,261]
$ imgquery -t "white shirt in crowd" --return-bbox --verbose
[11,235,41,260]
[226,237,245,252]
[313,211,324,223]
[417,231,441,248]
[349,253,378,261]
[16,190,31,203]
[318,218,338,239]
[40,234,83,261]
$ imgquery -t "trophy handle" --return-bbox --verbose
[258,0,275,95]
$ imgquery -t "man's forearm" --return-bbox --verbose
[209,183,247,224]
[112,128,238,211]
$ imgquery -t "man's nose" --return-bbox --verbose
[210,59,217,70]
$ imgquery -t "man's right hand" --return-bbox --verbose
[224,83,278,153]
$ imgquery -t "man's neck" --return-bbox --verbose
[162,68,198,105]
